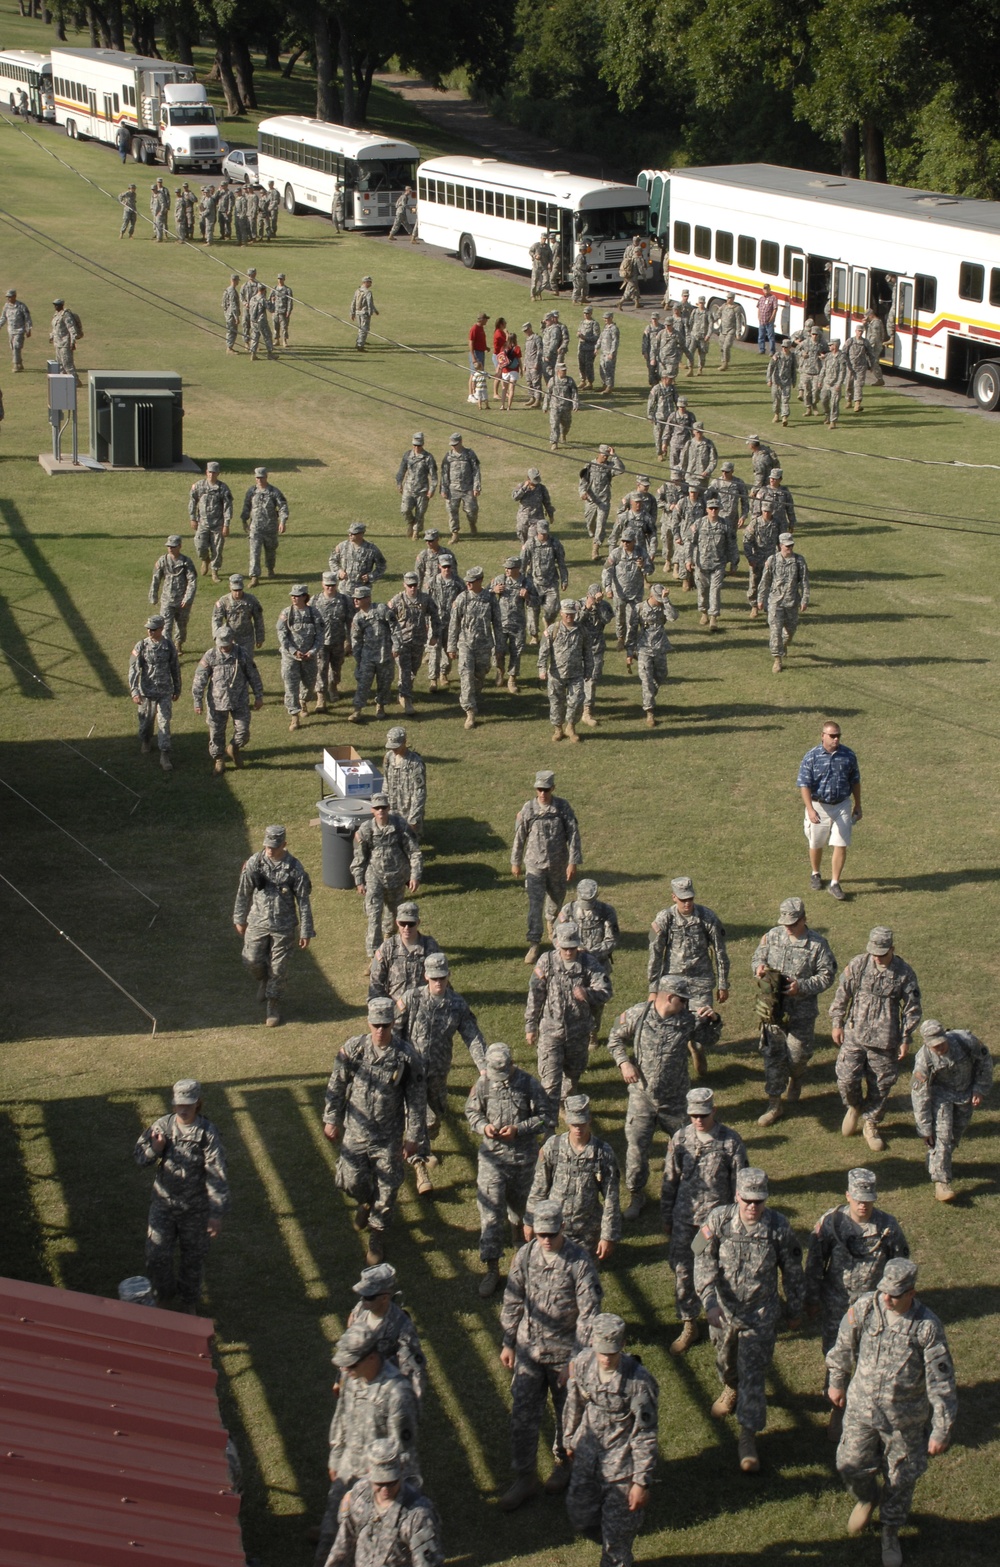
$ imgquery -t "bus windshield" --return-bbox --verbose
[165,104,216,126]
[576,205,649,242]
[346,157,417,192]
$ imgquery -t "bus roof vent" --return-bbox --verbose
[807,178,846,188]
[472,158,498,165]
[915,195,959,206]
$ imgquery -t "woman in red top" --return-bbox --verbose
[498,332,521,411]
[468,312,488,397]
[492,318,508,402]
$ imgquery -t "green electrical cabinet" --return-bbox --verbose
[88,371,184,467]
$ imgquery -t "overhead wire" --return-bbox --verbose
[0,777,159,917]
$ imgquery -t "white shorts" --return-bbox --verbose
[502,370,519,383]
[804,798,853,849]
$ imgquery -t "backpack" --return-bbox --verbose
[69,311,84,340]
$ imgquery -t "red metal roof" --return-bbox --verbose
[0,1276,245,1567]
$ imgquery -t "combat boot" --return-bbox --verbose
[543,1461,572,1494]
[478,1259,500,1298]
[699,612,709,626]
[524,943,540,965]
[374,705,386,719]
[623,1192,644,1222]
[366,1230,385,1265]
[256,977,268,1003]
[738,1428,760,1472]
[211,570,220,583]
[645,710,656,727]
[403,698,415,716]
[247,574,259,588]
[863,1119,885,1153]
[551,725,564,742]
[200,559,209,576]
[711,1384,738,1418]
[507,675,518,695]
[265,999,281,1027]
[159,751,173,772]
[313,695,326,713]
[881,1527,902,1567]
[289,715,300,731]
[140,737,152,754]
[935,1182,956,1202]
[670,1320,700,1357]
[353,1204,370,1231]
[841,1106,861,1135]
[591,540,600,560]
[848,1499,875,1535]
[464,711,476,730]
[213,757,226,775]
[347,708,362,723]
[772,656,783,674]
[227,742,243,769]
[414,1161,433,1195]
[498,1473,537,1512]
[564,722,580,743]
[495,668,504,687]
[757,1097,784,1127]
[783,1074,802,1103]
[580,706,597,726]
[749,604,759,618]
[708,615,719,632]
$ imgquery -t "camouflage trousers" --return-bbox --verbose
[536,1026,590,1106]
[208,702,251,758]
[247,527,279,577]
[696,564,725,618]
[613,596,640,647]
[510,1352,570,1473]
[476,1151,534,1260]
[425,641,453,683]
[498,628,526,678]
[623,1082,687,1196]
[530,586,562,639]
[524,859,568,944]
[353,653,393,713]
[120,210,136,238]
[578,346,595,384]
[668,1221,701,1319]
[273,310,290,346]
[445,493,478,535]
[572,278,589,305]
[637,649,666,712]
[457,641,492,715]
[923,1098,974,1184]
[598,354,617,390]
[54,342,75,375]
[395,643,426,701]
[224,310,239,349]
[621,280,641,308]
[584,501,611,545]
[801,371,821,410]
[335,1133,405,1231]
[846,367,867,406]
[201,218,216,246]
[400,491,430,532]
[718,329,737,368]
[770,382,792,420]
[744,546,771,606]
[153,213,166,240]
[835,1042,900,1126]
[194,524,226,573]
[837,1409,929,1527]
[547,674,585,729]
[583,651,605,711]
[243,926,296,998]
[145,1195,210,1306]
[160,599,192,648]
[761,1011,816,1097]
[249,316,274,356]
[549,406,573,445]
[822,384,843,423]
[689,336,708,372]
[362,873,408,956]
[652,419,669,457]
[768,602,800,657]
[709,1313,778,1433]
[355,310,372,349]
[281,652,317,715]
[530,265,546,300]
[314,1476,352,1567]
[316,644,345,698]
[137,693,173,752]
[567,1467,642,1567]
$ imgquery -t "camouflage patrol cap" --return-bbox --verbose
[829,338,841,348]
[438,554,454,567]
[726,291,735,299]
[396,901,419,921]
[522,320,533,329]
[486,1042,513,1079]
[230,273,239,282]
[321,571,337,585]
[263,825,286,845]
[778,532,795,546]
[650,311,661,321]
[449,432,462,444]
[576,878,598,899]
[534,770,555,789]
[145,614,165,630]
[778,896,806,924]
[598,443,611,455]
[591,1312,627,1353]
[290,583,309,597]
[247,267,257,276]
[671,876,695,898]
[761,498,776,512]
[386,727,406,746]
[677,396,688,405]
[256,282,266,292]
[671,468,683,479]
[881,1258,918,1296]
[166,534,182,547]
[52,297,64,307]
[620,525,637,542]
[532,1200,564,1234]
[721,460,734,472]
[771,468,783,479]
[4,288,14,298]
[563,1093,591,1125]
[587,582,602,597]
[736,1167,769,1200]
[367,997,396,1026]
[361,275,372,284]
[505,556,522,570]
[556,921,580,947]
[348,520,367,533]
[648,583,664,601]
[369,792,389,807]
[706,497,720,509]
[214,628,234,644]
[561,599,579,617]
[402,571,419,585]
[550,311,560,320]
[423,529,440,541]
[693,422,705,433]
[206,460,220,472]
[464,565,484,582]
[352,584,371,599]
[583,306,593,315]
[254,465,267,477]
[687,1086,715,1113]
[352,1262,398,1297]
[746,434,761,445]
[535,519,550,534]
[603,310,614,319]
[332,1322,380,1368]
[847,1167,878,1201]
[424,952,450,978]
[866,926,893,954]
[527,467,541,480]
[277,272,286,280]
[636,474,650,485]
[920,1019,947,1043]
[172,1078,202,1105]
[412,432,425,444]
[657,974,690,997]
[368,1438,402,1483]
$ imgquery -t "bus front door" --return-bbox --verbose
[850,266,869,334]
[555,210,572,288]
[829,263,850,341]
[892,276,917,371]
[784,252,806,337]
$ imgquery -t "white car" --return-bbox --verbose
[221,148,260,185]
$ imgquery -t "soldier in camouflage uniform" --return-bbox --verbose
[1,288,32,369]
[149,178,169,241]
[580,444,626,559]
[270,272,293,347]
[512,466,555,544]
[564,1313,658,1567]
[576,305,600,387]
[189,460,234,581]
[758,533,810,673]
[325,1439,442,1567]
[383,726,427,836]
[541,311,570,382]
[630,582,677,728]
[216,182,233,241]
[694,1165,804,1473]
[528,1094,621,1258]
[349,586,395,722]
[212,573,264,659]
[351,275,378,351]
[466,1043,554,1296]
[399,952,486,1194]
[640,313,662,385]
[247,283,276,360]
[351,795,422,959]
[522,519,568,633]
[447,565,502,729]
[413,529,450,592]
[767,340,798,425]
[198,186,218,245]
[511,770,582,963]
[425,554,460,688]
[323,996,427,1264]
[831,926,922,1152]
[661,1086,747,1355]
[149,534,197,650]
[754,466,798,530]
[686,296,712,374]
[827,1257,957,1567]
[395,433,438,540]
[233,823,313,1025]
[597,310,619,393]
[369,901,441,1001]
[538,600,593,743]
[648,876,730,1070]
[805,1166,909,1440]
[277,584,319,729]
[798,328,825,415]
[745,432,779,488]
[118,183,138,237]
[744,498,781,614]
[712,460,750,562]
[580,583,614,726]
[521,321,544,408]
[716,291,740,369]
[655,469,685,571]
[529,234,552,300]
[544,362,580,450]
[910,1018,992,1202]
[439,432,481,542]
[498,1199,602,1509]
[570,246,590,305]
[330,521,387,590]
[671,484,705,593]
[222,273,241,352]
[345,1263,427,1406]
[311,573,350,709]
[656,320,683,381]
[494,556,539,695]
[683,423,718,490]
[821,339,848,427]
[240,466,288,585]
[192,627,264,774]
[664,396,695,474]
[846,325,873,412]
[389,575,440,715]
[688,497,735,631]
[238,269,259,346]
[608,978,722,1219]
[752,896,837,1125]
[647,374,677,461]
[603,528,653,648]
[129,613,181,772]
[49,298,80,377]
[134,1077,228,1309]
[617,237,643,309]
[525,921,612,1105]
[233,189,250,247]
[611,483,658,558]
[556,877,619,1038]
[314,1323,421,1565]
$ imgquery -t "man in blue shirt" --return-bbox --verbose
[796,723,862,901]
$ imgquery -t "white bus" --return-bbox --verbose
[649,162,1000,408]
[415,156,650,286]
[0,48,54,121]
[51,47,222,170]
[256,116,419,229]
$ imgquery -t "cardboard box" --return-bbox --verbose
[322,746,383,799]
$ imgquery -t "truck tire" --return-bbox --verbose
[284,183,298,215]
[166,147,176,174]
[459,233,477,268]
[65,119,77,139]
[971,360,1000,412]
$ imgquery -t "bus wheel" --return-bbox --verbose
[284,183,298,215]
[459,233,478,269]
[66,119,77,139]
[735,305,750,340]
[971,360,1000,412]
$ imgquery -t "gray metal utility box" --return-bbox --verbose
[88,371,184,467]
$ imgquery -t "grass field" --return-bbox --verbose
[1,11,999,1565]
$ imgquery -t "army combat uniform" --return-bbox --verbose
[830,951,921,1132]
[511,790,582,948]
[512,476,555,545]
[330,535,387,589]
[447,583,502,723]
[0,294,32,368]
[134,1107,229,1307]
[580,453,626,550]
[564,1344,658,1567]
[128,629,180,758]
[661,1119,747,1325]
[631,593,678,722]
[369,931,442,1001]
[401,981,487,1136]
[911,1027,993,1189]
[805,1201,909,1354]
[526,947,612,1105]
[752,921,837,1095]
[648,899,729,1029]
[544,372,579,449]
[388,589,440,711]
[276,599,320,719]
[439,442,481,539]
[466,1066,554,1261]
[149,549,197,649]
[351,600,396,718]
[315,1355,420,1565]
[212,587,264,658]
[351,813,422,956]
[522,531,568,631]
[382,745,427,835]
[311,586,351,705]
[192,638,264,761]
[603,543,652,647]
[323,1029,427,1234]
[233,842,314,1001]
[325,1477,441,1567]
[396,447,439,538]
[241,481,289,580]
[189,476,234,579]
[528,1131,621,1254]
[538,617,593,737]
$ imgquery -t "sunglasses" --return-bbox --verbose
[397,920,416,927]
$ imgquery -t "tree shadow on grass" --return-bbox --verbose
[848,867,1000,895]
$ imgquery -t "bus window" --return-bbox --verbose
[783,245,796,278]
[991,268,1000,308]
[516,197,525,222]
[673,221,690,254]
[445,182,455,205]
[761,240,779,275]
[897,282,914,332]
[738,235,756,269]
[959,261,984,301]
[832,265,848,312]
[505,195,515,220]
[852,271,868,311]
[418,177,427,200]
[525,198,535,224]
[715,230,733,264]
[484,190,495,215]
[694,225,711,258]
[475,187,484,214]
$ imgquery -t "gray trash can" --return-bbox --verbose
[317,796,373,889]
